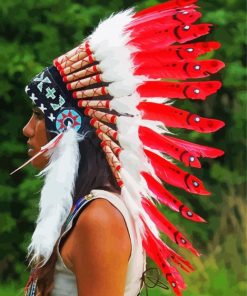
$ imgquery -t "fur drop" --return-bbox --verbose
[28,128,81,265]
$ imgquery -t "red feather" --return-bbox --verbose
[164,135,224,158]
[141,172,206,222]
[142,198,200,256]
[132,41,221,63]
[129,24,212,49]
[165,244,194,273]
[134,0,197,17]
[129,9,201,33]
[141,220,187,296]
[139,126,201,168]
[144,149,210,195]
[134,59,225,79]
[137,81,222,100]
[137,102,225,133]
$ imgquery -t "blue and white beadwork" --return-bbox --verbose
[55,108,82,133]
[25,66,90,135]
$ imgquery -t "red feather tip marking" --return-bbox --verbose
[129,23,212,49]
[141,220,187,296]
[160,239,195,273]
[174,23,212,43]
[134,0,197,17]
[164,135,224,158]
[129,9,201,32]
[141,172,206,222]
[137,81,222,100]
[132,41,221,68]
[142,198,200,256]
[132,41,221,62]
[173,41,221,58]
[137,102,225,133]
[144,149,211,195]
[139,126,201,168]
[134,59,225,80]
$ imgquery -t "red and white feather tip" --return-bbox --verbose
[53,0,225,295]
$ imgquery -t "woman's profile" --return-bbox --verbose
[13,0,225,295]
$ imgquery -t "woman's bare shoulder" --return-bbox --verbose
[71,197,131,256]
[70,197,131,295]
[76,198,127,230]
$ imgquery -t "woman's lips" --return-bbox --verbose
[27,143,35,156]
[28,148,35,157]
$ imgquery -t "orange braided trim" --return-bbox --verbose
[96,130,121,156]
[67,74,102,90]
[63,65,100,83]
[54,41,92,66]
[78,100,110,109]
[101,143,121,171]
[60,54,95,76]
[101,143,123,187]
[84,108,117,124]
[73,86,108,99]
[90,118,118,140]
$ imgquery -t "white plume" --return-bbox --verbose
[89,10,145,98]
[28,128,81,265]
[110,94,140,115]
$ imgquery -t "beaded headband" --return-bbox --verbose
[25,66,92,135]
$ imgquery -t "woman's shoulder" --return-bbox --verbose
[76,196,127,232]
[72,193,131,251]
[64,195,132,295]
[70,195,131,268]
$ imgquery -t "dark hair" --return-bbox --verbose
[73,130,120,201]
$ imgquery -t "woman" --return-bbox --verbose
[16,1,224,295]
[23,101,144,296]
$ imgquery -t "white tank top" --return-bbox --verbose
[51,189,146,296]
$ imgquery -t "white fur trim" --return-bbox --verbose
[117,116,141,151]
[110,93,140,115]
[28,129,81,264]
[89,9,134,54]
[108,77,142,97]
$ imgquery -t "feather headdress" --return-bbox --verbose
[20,0,225,295]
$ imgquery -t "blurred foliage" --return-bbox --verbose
[0,0,246,295]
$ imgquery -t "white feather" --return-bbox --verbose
[120,169,159,238]
[144,97,171,104]
[108,77,142,97]
[28,128,81,264]
[89,11,135,82]
[117,116,170,151]
[89,9,134,54]
[100,53,133,81]
[117,117,141,151]
[119,151,142,181]
[89,10,146,98]
[110,93,141,115]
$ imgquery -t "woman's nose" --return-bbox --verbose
[23,115,35,138]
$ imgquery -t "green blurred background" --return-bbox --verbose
[0,0,246,295]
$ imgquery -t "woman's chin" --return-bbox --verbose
[28,150,49,169]
[31,159,48,170]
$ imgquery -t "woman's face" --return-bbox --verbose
[23,106,49,169]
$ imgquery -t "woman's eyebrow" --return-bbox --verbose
[32,106,43,113]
